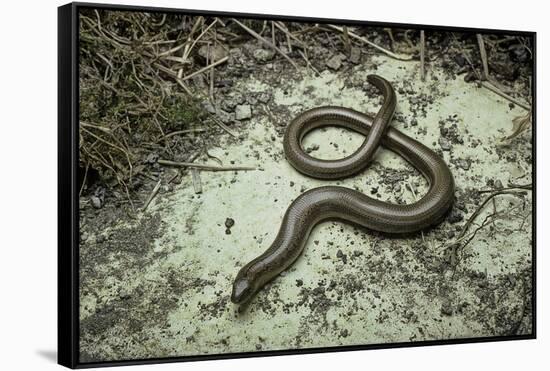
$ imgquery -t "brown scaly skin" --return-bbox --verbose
[231,75,455,305]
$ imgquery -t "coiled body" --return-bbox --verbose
[231,75,455,304]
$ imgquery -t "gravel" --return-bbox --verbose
[326,54,346,70]
[235,105,252,120]
[252,48,275,62]
[91,196,102,209]
[439,137,452,151]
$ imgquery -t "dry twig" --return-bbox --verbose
[327,24,414,61]
[452,33,531,111]
[209,115,238,137]
[481,81,531,111]
[142,178,162,211]
[476,34,489,80]
[158,159,256,171]
[179,56,229,82]
[191,169,203,194]
[441,187,531,254]
[231,18,299,70]
[342,26,351,54]
[420,30,426,81]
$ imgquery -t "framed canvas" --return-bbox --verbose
[58,2,536,368]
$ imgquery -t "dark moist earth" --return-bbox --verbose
[79,28,533,362]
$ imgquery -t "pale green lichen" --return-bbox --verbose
[80,57,532,362]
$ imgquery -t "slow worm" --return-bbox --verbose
[231,75,455,304]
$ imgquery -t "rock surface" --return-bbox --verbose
[79,55,533,362]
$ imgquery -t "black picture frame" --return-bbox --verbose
[58,2,537,368]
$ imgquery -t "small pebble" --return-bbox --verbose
[454,54,466,67]
[508,44,529,63]
[118,287,131,300]
[457,159,470,170]
[441,298,453,316]
[201,100,216,114]
[336,249,348,264]
[257,92,271,103]
[349,47,361,64]
[447,209,464,224]
[198,44,228,63]
[306,144,320,153]
[225,218,235,228]
[439,137,452,151]
[145,152,159,164]
[235,105,252,120]
[252,48,275,62]
[326,54,344,70]
[90,196,102,209]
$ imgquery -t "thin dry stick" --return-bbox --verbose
[156,128,207,142]
[152,62,193,94]
[298,50,320,75]
[158,159,256,171]
[342,26,351,54]
[274,21,306,48]
[452,35,483,81]
[79,163,90,197]
[179,16,204,68]
[175,78,193,95]
[206,150,224,166]
[487,75,514,94]
[142,178,162,211]
[478,184,531,194]
[420,30,426,81]
[81,127,132,169]
[441,188,530,251]
[209,115,238,137]
[284,25,292,52]
[166,128,207,137]
[191,169,203,194]
[82,147,126,196]
[209,67,215,103]
[152,115,166,137]
[179,56,229,82]
[327,24,413,61]
[450,199,529,269]
[258,20,267,36]
[453,34,530,111]
[209,36,217,105]
[231,18,299,70]
[167,170,181,184]
[481,81,531,111]
[153,62,178,77]
[182,18,219,62]
[477,34,489,80]
[157,40,188,57]
[80,121,112,133]
[271,21,276,47]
